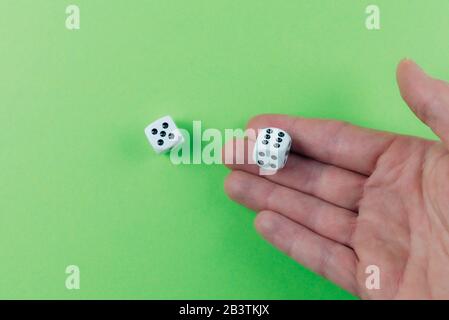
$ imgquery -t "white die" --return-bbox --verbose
[144,115,184,154]
[253,128,292,171]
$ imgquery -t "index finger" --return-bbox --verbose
[247,114,395,175]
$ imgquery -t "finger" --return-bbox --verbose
[397,59,449,147]
[223,139,366,211]
[225,171,357,246]
[246,114,395,175]
[255,210,358,295]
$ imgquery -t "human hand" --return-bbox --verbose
[223,60,449,299]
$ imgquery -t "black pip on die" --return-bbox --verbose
[253,128,292,171]
[145,115,184,153]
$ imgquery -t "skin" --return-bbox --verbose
[222,60,449,299]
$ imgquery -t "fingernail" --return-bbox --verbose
[401,58,426,74]
[401,57,415,64]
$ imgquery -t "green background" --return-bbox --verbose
[0,0,446,299]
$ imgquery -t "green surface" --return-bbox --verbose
[0,0,446,299]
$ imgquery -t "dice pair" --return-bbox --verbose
[144,115,184,154]
[253,128,292,171]
[145,117,292,172]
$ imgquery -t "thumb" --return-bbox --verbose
[397,59,449,147]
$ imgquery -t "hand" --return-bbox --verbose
[223,60,449,299]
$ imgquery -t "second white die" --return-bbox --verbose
[144,115,184,154]
[253,127,292,171]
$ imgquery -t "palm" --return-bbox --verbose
[223,60,449,299]
[354,138,449,299]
